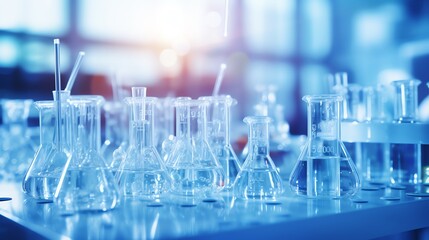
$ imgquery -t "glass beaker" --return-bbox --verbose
[167,97,225,197]
[233,116,283,200]
[361,86,390,184]
[199,95,241,190]
[54,95,119,213]
[289,95,360,198]
[390,79,421,185]
[116,92,171,200]
[23,91,72,200]
[0,99,35,181]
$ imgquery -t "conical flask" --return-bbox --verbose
[54,95,119,213]
[116,87,171,200]
[23,91,72,200]
[289,95,360,198]
[199,95,241,190]
[167,97,225,197]
[233,116,283,200]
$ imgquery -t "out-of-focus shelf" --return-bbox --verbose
[341,121,429,144]
[0,182,429,239]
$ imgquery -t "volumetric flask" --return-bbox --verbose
[167,97,225,197]
[233,116,283,200]
[199,95,241,190]
[54,96,119,213]
[390,79,421,185]
[289,95,360,198]
[116,93,171,200]
[1,99,35,181]
[23,91,72,200]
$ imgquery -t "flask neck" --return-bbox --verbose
[247,122,270,158]
[130,120,153,148]
[73,105,101,152]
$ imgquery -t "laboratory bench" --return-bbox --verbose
[0,181,429,239]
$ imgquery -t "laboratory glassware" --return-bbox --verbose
[390,79,421,185]
[100,101,126,167]
[242,85,297,181]
[0,99,35,181]
[289,95,360,198]
[167,97,225,197]
[116,88,171,200]
[54,95,119,213]
[23,91,72,200]
[199,95,241,190]
[233,116,283,200]
[361,86,390,184]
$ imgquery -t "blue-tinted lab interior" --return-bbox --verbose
[0,0,429,239]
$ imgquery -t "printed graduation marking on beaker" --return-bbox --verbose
[0,197,12,202]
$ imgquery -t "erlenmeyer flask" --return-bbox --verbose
[233,116,283,200]
[54,95,119,213]
[116,89,171,200]
[289,95,360,198]
[1,99,35,181]
[23,91,72,200]
[167,97,225,197]
[199,95,241,190]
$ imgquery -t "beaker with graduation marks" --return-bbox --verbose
[289,95,360,198]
